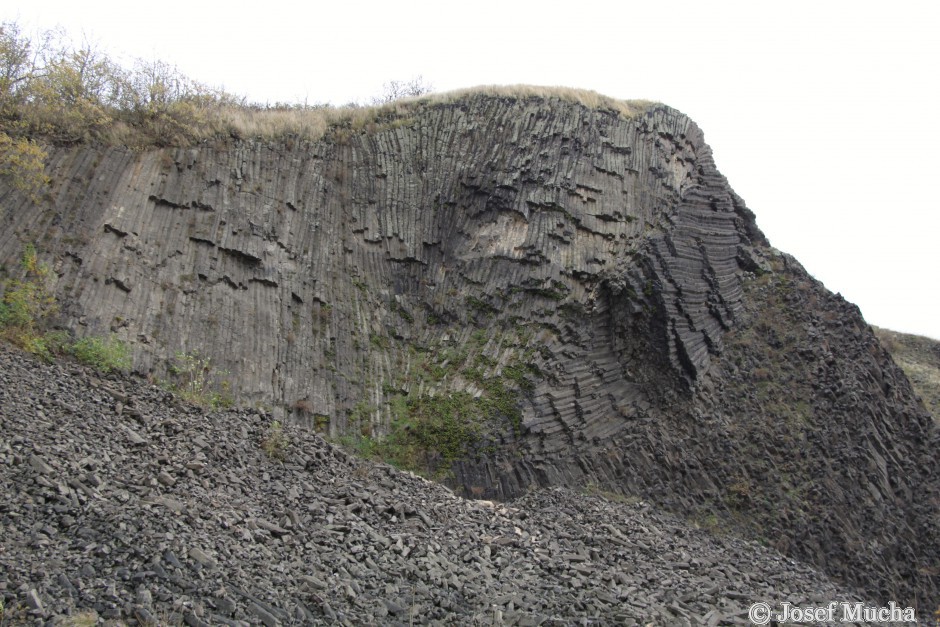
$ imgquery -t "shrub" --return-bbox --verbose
[20,45,122,143]
[68,334,131,373]
[0,132,48,202]
[0,244,57,357]
[370,75,433,105]
[0,245,136,371]
[262,420,289,460]
[168,349,233,408]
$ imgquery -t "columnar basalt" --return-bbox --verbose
[1,92,937,606]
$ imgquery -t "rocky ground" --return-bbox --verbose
[0,342,885,626]
[5,93,939,609]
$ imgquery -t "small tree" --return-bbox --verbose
[122,58,228,145]
[371,75,433,105]
[0,21,52,121]
[24,43,124,142]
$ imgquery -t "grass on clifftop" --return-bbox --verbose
[427,85,656,119]
[1,18,658,205]
[223,86,655,146]
[0,20,656,152]
[875,327,940,421]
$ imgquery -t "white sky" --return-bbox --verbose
[5,0,940,338]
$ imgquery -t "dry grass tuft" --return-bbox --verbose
[206,86,658,144]
[218,106,332,141]
[104,88,653,148]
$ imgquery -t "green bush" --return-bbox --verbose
[69,334,131,373]
[342,391,486,477]
[0,246,133,371]
[0,244,57,358]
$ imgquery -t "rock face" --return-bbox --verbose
[1,92,938,607]
[0,344,874,624]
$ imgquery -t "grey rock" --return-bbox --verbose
[149,495,185,513]
[248,602,279,626]
[188,547,216,569]
[137,587,153,607]
[0,92,937,619]
[253,518,290,537]
[215,596,237,616]
[122,425,148,445]
[25,588,44,613]
[183,611,210,627]
[383,599,406,615]
[134,606,156,624]
[28,454,54,475]
[163,550,183,569]
[56,573,77,598]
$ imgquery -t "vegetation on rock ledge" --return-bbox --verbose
[0,19,654,156]
[0,244,131,372]
[340,330,540,479]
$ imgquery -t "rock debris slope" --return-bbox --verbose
[0,344,871,625]
[1,91,939,606]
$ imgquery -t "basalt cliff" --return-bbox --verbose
[1,92,938,609]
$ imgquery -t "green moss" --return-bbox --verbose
[470,328,489,347]
[465,295,498,318]
[503,360,540,392]
[398,392,483,460]
[349,400,374,429]
[369,332,389,350]
[506,284,567,302]
[392,301,414,323]
[339,329,544,475]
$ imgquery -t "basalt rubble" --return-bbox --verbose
[1,92,938,609]
[1,343,872,625]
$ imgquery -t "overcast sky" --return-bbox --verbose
[5,0,939,338]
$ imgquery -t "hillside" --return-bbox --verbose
[0,342,872,624]
[1,90,939,608]
[875,326,940,421]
